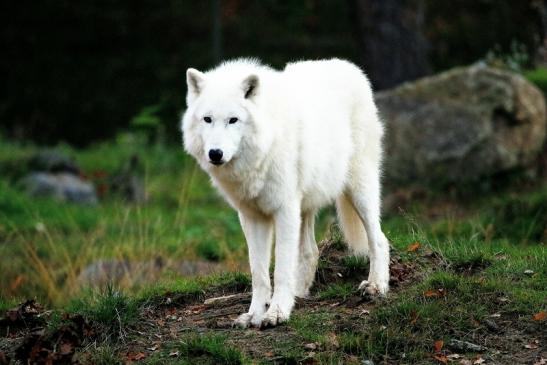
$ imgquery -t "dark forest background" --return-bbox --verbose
[0,0,545,146]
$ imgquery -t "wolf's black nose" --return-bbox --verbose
[209,149,223,163]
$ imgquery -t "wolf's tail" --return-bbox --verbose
[335,194,369,256]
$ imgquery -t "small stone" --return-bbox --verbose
[484,319,499,331]
[448,339,487,352]
[362,360,375,365]
[304,343,317,350]
[524,269,534,276]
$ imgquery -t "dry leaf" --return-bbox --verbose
[127,352,147,361]
[524,343,538,349]
[407,242,421,252]
[434,354,448,363]
[59,343,73,355]
[168,351,179,357]
[459,360,472,365]
[447,354,461,360]
[533,358,546,365]
[434,340,444,353]
[532,311,546,321]
[473,356,485,364]
[424,289,445,298]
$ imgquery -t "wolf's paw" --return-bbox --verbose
[358,280,389,297]
[233,312,258,329]
[259,304,290,328]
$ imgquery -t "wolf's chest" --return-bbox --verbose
[212,170,279,215]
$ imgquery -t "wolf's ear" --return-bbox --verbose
[186,68,205,98]
[242,74,259,99]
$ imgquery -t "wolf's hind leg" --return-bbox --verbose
[347,166,390,296]
[336,194,369,257]
[294,210,319,298]
[233,212,273,328]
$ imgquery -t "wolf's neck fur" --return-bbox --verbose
[209,134,274,209]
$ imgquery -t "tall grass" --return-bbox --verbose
[0,137,249,305]
[1,135,545,308]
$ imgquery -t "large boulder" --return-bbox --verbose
[377,64,546,185]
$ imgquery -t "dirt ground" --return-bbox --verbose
[1,241,545,364]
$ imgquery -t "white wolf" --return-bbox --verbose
[182,58,389,328]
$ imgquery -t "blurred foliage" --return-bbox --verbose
[0,0,544,145]
[425,0,543,71]
[484,41,530,73]
[525,67,547,94]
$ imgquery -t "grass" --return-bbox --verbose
[0,134,545,363]
[0,135,249,305]
[67,284,140,341]
[525,67,547,94]
[177,334,248,365]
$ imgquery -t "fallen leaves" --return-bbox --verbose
[126,351,147,362]
[424,288,446,298]
[407,242,421,252]
[434,354,448,363]
[1,299,44,328]
[12,313,94,364]
[434,340,444,353]
[532,311,546,321]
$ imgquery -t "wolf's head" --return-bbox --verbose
[181,65,262,170]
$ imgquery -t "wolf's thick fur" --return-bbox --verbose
[182,58,389,328]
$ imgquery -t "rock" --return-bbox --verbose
[377,64,547,184]
[20,172,97,204]
[78,259,220,286]
[28,150,80,175]
[447,339,487,352]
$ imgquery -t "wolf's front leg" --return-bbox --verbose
[260,203,300,327]
[233,212,273,328]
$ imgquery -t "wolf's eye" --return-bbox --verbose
[203,117,212,123]
[229,117,238,124]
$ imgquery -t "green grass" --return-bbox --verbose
[67,284,140,341]
[525,67,547,94]
[137,271,251,305]
[0,134,545,363]
[140,334,249,365]
[317,283,356,301]
[177,334,248,365]
[0,135,250,305]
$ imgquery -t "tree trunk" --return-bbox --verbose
[350,0,431,90]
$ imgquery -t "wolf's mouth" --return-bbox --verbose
[210,160,224,166]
